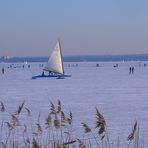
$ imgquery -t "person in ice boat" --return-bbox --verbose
[42,71,45,76]
[48,71,56,75]
[41,71,57,76]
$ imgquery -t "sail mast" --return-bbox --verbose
[58,40,64,74]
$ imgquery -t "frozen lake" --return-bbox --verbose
[0,61,148,146]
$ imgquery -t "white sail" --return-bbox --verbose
[44,40,64,74]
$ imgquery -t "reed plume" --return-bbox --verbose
[95,107,106,140]
[14,101,25,115]
[57,100,62,113]
[50,101,56,115]
[81,122,92,133]
[5,122,13,130]
[0,101,5,112]
[23,124,27,133]
[36,123,42,133]
[127,121,137,141]
[11,114,19,126]
[45,114,51,129]
[32,138,41,148]
[67,112,72,125]
[77,139,87,148]
[25,107,31,116]
[54,114,60,129]
[1,142,7,148]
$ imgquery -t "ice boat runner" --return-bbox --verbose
[32,40,71,79]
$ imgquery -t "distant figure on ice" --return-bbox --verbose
[2,67,4,74]
[129,66,135,75]
[144,63,147,67]
[96,63,99,67]
[129,67,132,74]
[114,64,118,68]
[131,67,134,74]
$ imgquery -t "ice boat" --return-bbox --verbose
[32,40,71,79]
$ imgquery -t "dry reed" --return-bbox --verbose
[0,100,144,148]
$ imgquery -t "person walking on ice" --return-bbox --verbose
[2,67,4,74]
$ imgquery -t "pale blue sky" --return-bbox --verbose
[0,0,148,56]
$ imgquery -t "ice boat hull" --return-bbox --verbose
[32,74,71,79]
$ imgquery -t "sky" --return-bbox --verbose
[0,0,148,56]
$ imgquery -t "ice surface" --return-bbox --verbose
[0,61,148,146]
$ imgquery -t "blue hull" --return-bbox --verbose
[32,74,71,79]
